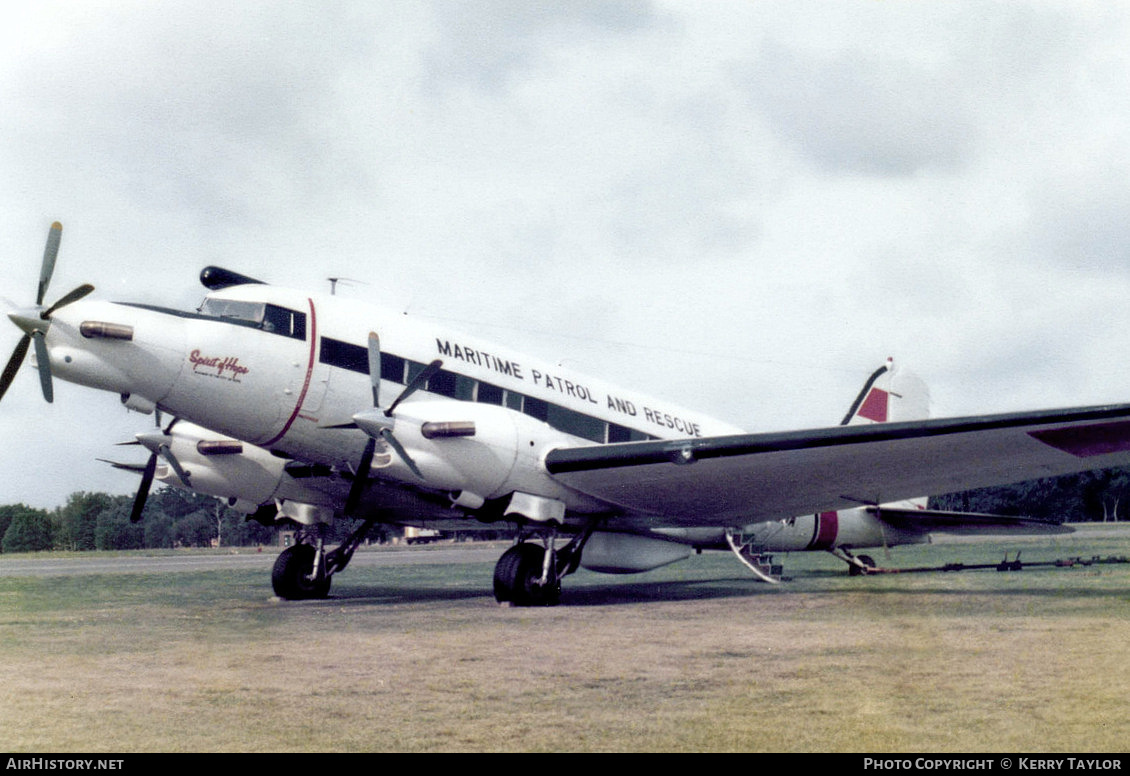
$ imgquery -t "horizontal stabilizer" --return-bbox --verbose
[865,506,1073,535]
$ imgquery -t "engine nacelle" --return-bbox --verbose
[375,400,606,513]
[151,422,337,513]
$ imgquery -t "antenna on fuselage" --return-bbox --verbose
[327,277,363,296]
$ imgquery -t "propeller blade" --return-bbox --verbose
[31,331,53,403]
[0,334,31,402]
[36,222,62,306]
[367,332,381,407]
[42,283,94,318]
[380,428,424,479]
[158,443,191,486]
[344,437,377,516]
[387,359,442,416]
[131,452,158,522]
[97,458,149,473]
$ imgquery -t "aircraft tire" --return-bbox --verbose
[493,543,560,606]
[272,544,331,600]
[849,554,877,577]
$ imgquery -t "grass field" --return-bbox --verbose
[2,527,1129,752]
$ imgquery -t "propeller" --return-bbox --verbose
[124,417,191,522]
[1,222,95,404]
[342,331,441,515]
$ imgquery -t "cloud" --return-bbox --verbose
[5,2,1130,508]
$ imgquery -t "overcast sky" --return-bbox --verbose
[3,1,1130,509]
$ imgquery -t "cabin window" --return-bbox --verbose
[427,369,457,398]
[317,335,658,444]
[407,360,435,385]
[426,369,476,401]
[476,382,504,405]
[608,423,652,443]
[381,353,406,384]
[546,404,606,443]
[523,396,549,422]
[320,337,368,373]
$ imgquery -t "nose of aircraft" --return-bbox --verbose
[0,221,96,404]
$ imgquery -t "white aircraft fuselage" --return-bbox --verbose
[44,280,742,522]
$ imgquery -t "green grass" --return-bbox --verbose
[2,528,1129,752]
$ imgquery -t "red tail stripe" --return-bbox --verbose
[857,388,889,422]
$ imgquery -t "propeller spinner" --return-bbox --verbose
[1,222,95,403]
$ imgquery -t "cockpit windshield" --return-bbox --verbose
[198,297,307,341]
[198,298,266,324]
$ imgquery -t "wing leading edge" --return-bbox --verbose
[544,403,1130,526]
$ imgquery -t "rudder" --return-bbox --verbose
[841,358,930,425]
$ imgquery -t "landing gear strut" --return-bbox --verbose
[271,517,379,600]
[492,522,596,606]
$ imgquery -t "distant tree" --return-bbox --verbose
[150,488,223,521]
[2,509,54,553]
[175,509,215,548]
[143,512,176,549]
[0,505,50,553]
[54,492,115,551]
[931,466,1130,523]
[0,504,27,548]
[94,500,144,550]
[225,511,276,547]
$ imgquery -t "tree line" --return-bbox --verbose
[0,489,276,553]
[929,467,1130,523]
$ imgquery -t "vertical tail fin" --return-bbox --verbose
[841,358,930,426]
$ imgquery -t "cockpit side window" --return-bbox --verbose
[262,304,307,340]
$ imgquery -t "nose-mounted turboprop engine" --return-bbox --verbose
[1,223,95,403]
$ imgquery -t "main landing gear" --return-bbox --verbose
[271,518,378,600]
[492,523,596,606]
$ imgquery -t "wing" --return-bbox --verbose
[545,403,1130,526]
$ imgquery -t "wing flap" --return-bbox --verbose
[545,404,1130,526]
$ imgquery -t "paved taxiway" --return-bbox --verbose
[0,544,504,577]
